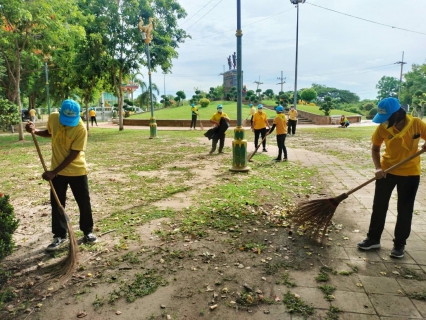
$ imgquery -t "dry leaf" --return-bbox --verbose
[356,283,363,287]
[380,272,387,276]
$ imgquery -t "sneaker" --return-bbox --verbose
[218,151,224,154]
[45,237,68,252]
[262,149,268,152]
[357,238,380,250]
[283,158,288,161]
[84,233,98,244]
[209,149,215,154]
[390,245,405,258]
[273,158,281,162]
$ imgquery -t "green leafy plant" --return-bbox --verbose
[318,284,336,301]
[283,291,314,317]
[0,98,20,131]
[199,98,210,108]
[0,194,19,261]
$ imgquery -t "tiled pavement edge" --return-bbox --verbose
[289,147,426,319]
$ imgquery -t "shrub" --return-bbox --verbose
[366,107,378,119]
[0,98,20,131]
[0,194,19,262]
[199,98,210,108]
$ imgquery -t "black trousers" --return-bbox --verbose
[51,175,94,238]
[254,128,267,149]
[91,116,97,126]
[276,134,287,159]
[211,134,225,152]
[367,173,420,246]
[190,115,197,129]
[288,119,297,135]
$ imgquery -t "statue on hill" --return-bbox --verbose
[232,52,236,69]
[227,55,232,70]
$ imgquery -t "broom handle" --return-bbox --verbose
[30,131,63,209]
[247,128,271,161]
[346,148,426,196]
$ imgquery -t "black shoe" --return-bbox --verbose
[390,245,405,258]
[283,158,288,161]
[45,237,68,252]
[262,149,268,152]
[273,158,281,162]
[209,149,215,154]
[218,150,224,154]
[84,233,98,244]
[357,238,380,250]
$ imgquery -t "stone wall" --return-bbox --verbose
[296,110,361,125]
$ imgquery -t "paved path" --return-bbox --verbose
[288,147,426,319]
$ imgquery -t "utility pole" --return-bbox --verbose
[394,51,407,100]
[253,76,263,91]
[276,71,286,93]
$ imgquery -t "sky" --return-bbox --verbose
[136,0,426,102]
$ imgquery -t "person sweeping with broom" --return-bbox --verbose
[357,97,426,258]
[26,99,98,252]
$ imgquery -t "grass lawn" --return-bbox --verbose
[132,100,360,120]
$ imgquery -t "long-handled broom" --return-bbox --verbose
[291,148,426,242]
[248,129,271,161]
[30,131,78,279]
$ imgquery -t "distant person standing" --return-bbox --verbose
[267,105,288,162]
[89,108,98,126]
[252,104,270,152]
[29,107,37,123]
[190,103,198,130]
[288,105,298,136]
[209,104,230,154]
[248,103,256,124]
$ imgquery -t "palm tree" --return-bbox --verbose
[134,78,159,111]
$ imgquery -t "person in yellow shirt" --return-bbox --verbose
[339,115,350,128]
[209,104,230,154]
[29,108,36,123]
[89,108,98,126]
[251,104,270,152]
[267,105,288,161]
[190,103,198,130]
[288,105,298,136]
[247,103,256,122]
[357,97,426,259]
[25,99,98,251]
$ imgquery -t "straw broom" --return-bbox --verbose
[291,148,426,242]
[30,131,78,280]
[248,129,271,162]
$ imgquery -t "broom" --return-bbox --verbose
[199,114,204,130]
[291,148,426,242]
[30,131,78,279]
[248,129,271,161]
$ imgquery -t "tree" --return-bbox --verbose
[136,82,160,110]
[363,102,375,113]
[401,63,426,105]
[264,89,274,99]
[311,83,360,104]
[0,97,19,131]
[319,96,334,116]
[376,76,399,100]
[300,88,317,102]
[199,98,210,108]
[0,0,86,140]
[174,90,186,106]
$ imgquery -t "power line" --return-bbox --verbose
[306,3,426,36]
[185,0,224,31]
[180,0,216,26]
[189,8,294,41]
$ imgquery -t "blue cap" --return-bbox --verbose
[217,104,223,109]
[59,99,80,127]
[276,105,284,112]
[191,103,195,107]
[249,103,253,107]
[373,97,401,124]
[257,104,263,109]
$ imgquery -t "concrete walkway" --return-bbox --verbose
[288,147,426,319]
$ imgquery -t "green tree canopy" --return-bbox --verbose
[376,76,399,100]
[300,88,317,102]
[311,83,360,104]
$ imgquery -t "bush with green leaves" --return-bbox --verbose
[199,98,210,108]
[0,194,19,262]
[0,98,20,132]
[366,107,378,119]
[319,96,334,116]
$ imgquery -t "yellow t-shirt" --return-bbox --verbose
[47,113,88,176]
[252,112,268,130]
[250,106,256,115]
[89,110,96,117]
[191,106,198,115]
[29,109,36,117]
[371,115,426,176]
[273,114,287,135]
[210,112,229,123]
[288,109,298,120]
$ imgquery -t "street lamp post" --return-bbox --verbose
[230,0,249,172]
[139,17,157,138]
[290,0,305,109]
[43,54,52,115]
